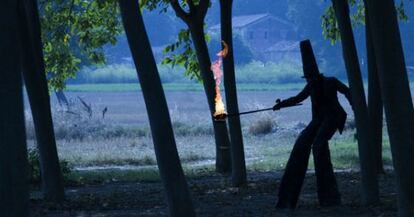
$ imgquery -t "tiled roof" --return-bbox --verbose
[210,13,291,30]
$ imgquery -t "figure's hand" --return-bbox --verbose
[273,104,281,111]
[273,99,282,111]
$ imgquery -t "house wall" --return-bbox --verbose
[262,51,301,62]
[240,18,296,52]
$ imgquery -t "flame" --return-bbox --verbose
[211,41,228,117]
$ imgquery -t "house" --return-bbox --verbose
[209,13,299,62]
[262,40,301,62]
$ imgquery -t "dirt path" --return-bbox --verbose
[31,171,398,217]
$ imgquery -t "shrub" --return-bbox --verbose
[248,117,275,135]
[71,64,193,84]
[236,60,303,84]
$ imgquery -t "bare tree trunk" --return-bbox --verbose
[365,8,384,174]
[20,0,65,202]
[219,0,247,186]
[332,0,379,205]
[364,0,414,216]
[189,23,232,173]
[0,0,30,216]
[118,1,196,216]
[169,1,231,173]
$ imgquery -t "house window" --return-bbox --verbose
[264,31,268,39]
[249,32,254,39]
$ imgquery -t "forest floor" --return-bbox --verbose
[30,170,398,217]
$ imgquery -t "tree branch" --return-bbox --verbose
[198,0,210,19]
[170,0,190,23]
[187,0,196,14]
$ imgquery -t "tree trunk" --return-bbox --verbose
[0,0,30,216]
[219,0,247,186]
[20,0,65,202]
[189,23,232,174]
[364,0,414,216]
[365,8,384,174]
[118,1,196,216]
[332,0,379,205]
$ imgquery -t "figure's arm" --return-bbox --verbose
[335,78,353,106]
[273,84,310,110]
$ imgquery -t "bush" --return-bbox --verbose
[28,148,72,184]
[69,60,306,85]
[236,60,303,84]
[248,117,275,135]
[71,64,193,84]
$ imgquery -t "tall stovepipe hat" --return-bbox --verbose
[300,39,321,78]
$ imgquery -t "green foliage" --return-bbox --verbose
[28,148,72,184]
[141,0,212,83]
[321,5,340,45]
[236,61,303,84]
[162,29,202,82]
[39,0,123,90]
[321,0,409,44]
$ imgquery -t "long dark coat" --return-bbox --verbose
[278,75,351,133]
[276,75,352,209]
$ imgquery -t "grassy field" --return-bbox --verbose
[25,89,392,183]
[65,82,305,92]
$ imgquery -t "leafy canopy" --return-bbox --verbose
[39,0,122,90]
[321,0,409,44]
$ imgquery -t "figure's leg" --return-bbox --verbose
[276,121,319,209]
[312,120,341,207]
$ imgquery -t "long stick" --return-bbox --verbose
[228,103,302,117]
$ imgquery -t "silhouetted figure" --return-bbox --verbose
[273,40,352,209]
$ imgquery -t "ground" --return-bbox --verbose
[25,90,397,216]
[31,171,398,217]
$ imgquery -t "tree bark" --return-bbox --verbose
[0,0,30,216]
[365,7,384,174]
[332,0,379,205]
[364,0,414,216]
[118,1,196,216]
[219,0,247,186]
[20,0,65,202]
[189,21,232,174]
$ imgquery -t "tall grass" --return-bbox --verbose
[235,60,303,84]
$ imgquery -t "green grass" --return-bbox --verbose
[65,82,305,92]
[64,136,394,185]
[68,165,217,184]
